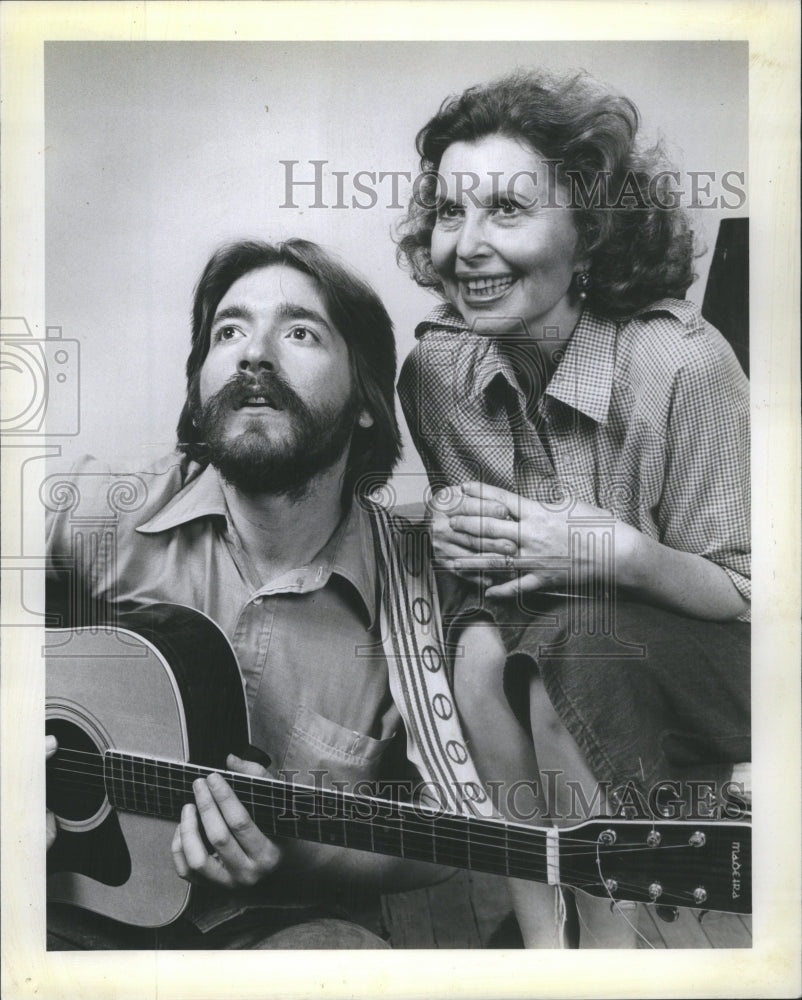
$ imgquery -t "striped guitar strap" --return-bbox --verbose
[369,503,497,820]
[370,502,570,944]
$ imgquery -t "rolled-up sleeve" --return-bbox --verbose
[659,342,751,605]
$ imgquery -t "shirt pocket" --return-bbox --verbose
[279,704,397,789]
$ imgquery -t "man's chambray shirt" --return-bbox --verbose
[397,299,750,608]
[45,452,403,927]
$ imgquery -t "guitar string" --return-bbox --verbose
[48,750,733,856]
[46,788,720,904]
[49,756,719,867]
[48,752,740,905]
[48,749,747,859]
[594,844,656,949]
[49,753,696,904]
[48,749,748,850]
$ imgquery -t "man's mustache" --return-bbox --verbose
[208,371,308,416]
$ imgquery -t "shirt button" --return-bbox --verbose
[252,596,263,605]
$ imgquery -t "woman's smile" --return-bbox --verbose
[431,134,587,340]
[458,274,518,303]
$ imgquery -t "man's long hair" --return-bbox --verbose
[177,239,401,499]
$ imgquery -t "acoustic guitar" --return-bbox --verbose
[46,603,751,928]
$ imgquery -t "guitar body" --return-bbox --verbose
[47,604,751,927]
[46,603,249,927]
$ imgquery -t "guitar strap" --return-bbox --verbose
[369,503,498,820]
[370,503,570,946]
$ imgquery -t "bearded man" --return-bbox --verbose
[45,239,457,950]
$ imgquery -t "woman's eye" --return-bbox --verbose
[496,200,519,217]
[436,203,463,221]
[215,325,240,342]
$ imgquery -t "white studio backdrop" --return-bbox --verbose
[45,40,748,504]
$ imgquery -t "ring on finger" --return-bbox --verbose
[504,554,516,569]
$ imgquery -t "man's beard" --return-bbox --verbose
[191,371,359,499]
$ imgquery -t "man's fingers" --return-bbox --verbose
[192,777,252,868]
[172,802,226,884]
[203,773,253,836]
[226,753,269,778]
[46,737,60,851]
[171,805,225,884]
[439,558,501,580]
[171,816,193,880]
[46,810,58,851]
[178,799,221,870]
[172,789,272,890]
[203,774,281,873]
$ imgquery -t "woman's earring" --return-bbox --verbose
[574,271,592,302]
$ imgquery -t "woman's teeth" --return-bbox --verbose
[462,276,515,297]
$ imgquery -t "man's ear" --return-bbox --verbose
[357,409,374,429]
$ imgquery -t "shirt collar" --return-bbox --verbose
[320,498,379,630]
[415,303,514,406]
[548,298,703,423]
[544,307,618,424]
[137,464,379,629]
[416,297,698,426]
[136,461,228,532]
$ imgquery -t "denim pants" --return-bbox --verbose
[446,591,750,809]
[47,902,390,950]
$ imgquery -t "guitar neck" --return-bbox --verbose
[104,751,551,883]
[52,747,751,913]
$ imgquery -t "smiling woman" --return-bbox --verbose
[430,135,585,352]
[395,68,750,949]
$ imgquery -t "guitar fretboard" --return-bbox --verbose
[48,745,752,911]
[105,751,551,882]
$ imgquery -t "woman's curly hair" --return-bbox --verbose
[396,70,695,319]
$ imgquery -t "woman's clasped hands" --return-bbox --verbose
[431,481,626,598]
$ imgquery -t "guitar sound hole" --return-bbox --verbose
[46,718,106,821]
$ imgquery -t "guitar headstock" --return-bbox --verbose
[557,818,751,914]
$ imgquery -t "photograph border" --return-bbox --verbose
[2,3,800,999]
